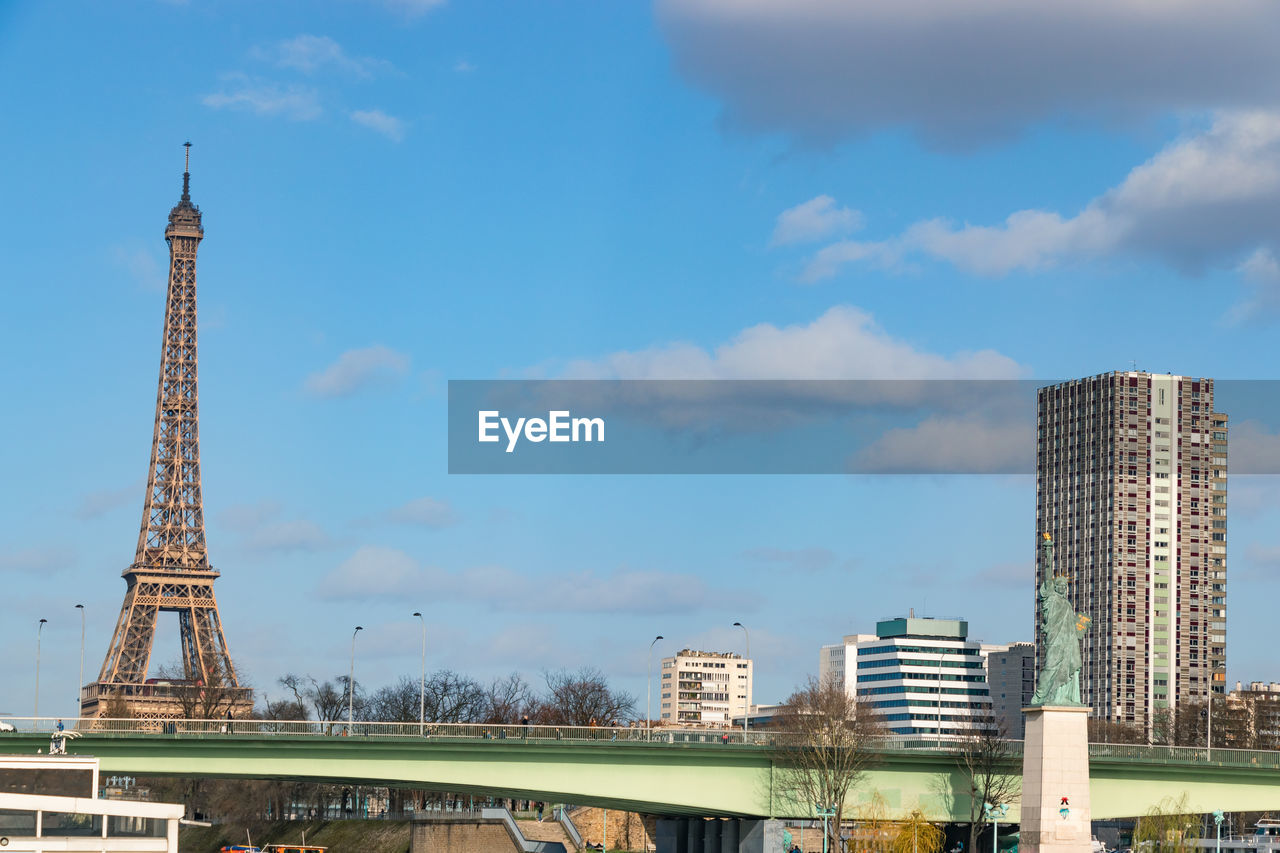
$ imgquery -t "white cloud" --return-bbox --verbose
[657,0,1280,147]
[770,195,862,246]
[304,345,410,397]
[453,59,476,73]
[850,415,1034,474]
[1228,248,1280,322]
[320,546,421,599]
[800,240,892,283]
[799,112,1280,290]
[111,246,165,293]
[318,547,721,613]
[244,520,331,553]
[202,75,322,120]
[741,546,842,572]
[1228,420,1280,475]
[0,547,76,575]
[218,501,332,553]
[350,109,406,142]
[76,481,140,520]
[561,305,1024,380]
[255,35,390,78]
[387,497,458,528]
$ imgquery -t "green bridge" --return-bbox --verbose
[5,722,1280,820]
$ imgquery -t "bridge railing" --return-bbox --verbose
[6,718,1280,767]
[0,717,781,745]
[1086,741,1280,769]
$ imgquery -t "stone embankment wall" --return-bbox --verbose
[411,818,521,853]
[569,806,657,851]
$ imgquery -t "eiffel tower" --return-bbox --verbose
[82,145,252,721]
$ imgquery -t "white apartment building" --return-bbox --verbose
[822,616,995,739]
[819,633,876,696]
[659,649,753,726]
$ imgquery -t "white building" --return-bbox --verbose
[0,753,184,852]
[823,616,995,740]
[819,633,876,696]
[659,649,753,726]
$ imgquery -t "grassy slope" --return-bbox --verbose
[180,819,410,853]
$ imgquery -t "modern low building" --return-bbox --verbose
[659,649,753,726]
[983,641,1036,738]
[0,753,183,852]
[823,616,996,739]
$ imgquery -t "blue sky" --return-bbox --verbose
[2,0,1280,719]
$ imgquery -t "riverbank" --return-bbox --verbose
[179,819,411,853]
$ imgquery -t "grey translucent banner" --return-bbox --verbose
[446,380,1280,475]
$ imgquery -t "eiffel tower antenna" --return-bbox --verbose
[83,145,251,722]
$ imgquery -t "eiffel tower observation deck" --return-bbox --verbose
[82,145,252,723]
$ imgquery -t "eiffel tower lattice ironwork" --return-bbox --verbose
[83,145,251,721]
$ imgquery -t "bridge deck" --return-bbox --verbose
[3,720,1280,820]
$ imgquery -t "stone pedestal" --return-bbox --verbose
[1020,706,1091,853]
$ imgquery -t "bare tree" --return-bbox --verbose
[154,661,245,720]
[955,720,1019,853]
[257,695,308,721]
[427,670,489,722]
[486,673,537,724]
[1087,717,1146,744]
[538,667,636,726]
[277,674,352,732]
[368,677,419,722]
[773,675,885,853]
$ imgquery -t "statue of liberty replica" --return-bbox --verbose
[1030,533,1091,705]
[1020,532,1093,853]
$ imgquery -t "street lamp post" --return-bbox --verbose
[815,805,837,853]
[733,622,749,733]
[984,802,1008,853]
[75,604,85,725]
[413,612,426,735]
[348,626,363,728]
[647,635,664,739]
[35,618,48,719]
[937,646,945,748]
[1213,809,1225,853]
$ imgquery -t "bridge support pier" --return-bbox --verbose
[687,817,705,853]
[658,819,689,853]
[1020,705,1092,853]
[656,818,780,853]
[721,818,739,853]
[704,819,722,853]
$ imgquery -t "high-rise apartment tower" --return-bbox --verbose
[1036,372,1226,732]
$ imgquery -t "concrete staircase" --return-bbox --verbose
[518,819,578,851]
